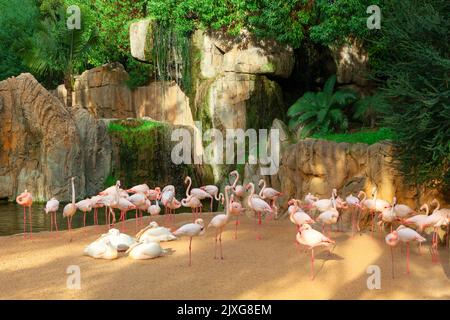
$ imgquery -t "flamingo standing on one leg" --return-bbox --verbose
[173,218,205,266]
[296,224,335,280]
[45,197,59,235]
[245,182,273,240]
[16,190,33,239]
[63,177,77,242]
[258,179,282,219]
[385,225,426,276]
[161,185,175,224]
[181,195,203,221]
[229,170,245,199]
[207,186,233,259]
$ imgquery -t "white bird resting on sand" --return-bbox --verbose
[126,238,166,260]
[135,221,177,242]
[83,239,118,260]
[96,228,137,251]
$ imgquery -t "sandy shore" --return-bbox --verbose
[0,212,449,300]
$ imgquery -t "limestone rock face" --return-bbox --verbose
[0,74,83,201]
[129,18,154,62]
[271,139,446,214]
[71,107,112,196]
[73,62,134,118]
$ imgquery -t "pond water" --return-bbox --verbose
[0,202,111,236]
[0,201,218,236]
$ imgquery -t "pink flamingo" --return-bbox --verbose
[16,190,33,239]
[148,199,161,216]
[229,170,245,199]
[346,194,361,236]
[45,197,60,235]
[147,187,161,201]
[126,183,150,195]
[63,177,77,241]
[207,186,234,259]
[128,192,148,227]
[287,199,315,231]
[429,199,449,248]
[229,194,245,239]
[116,197,136,232]
[358,187,390,235]
[296,224,335,280]
[200,184,221,211]
[245,182,273,240]
[258,179,282,213]
[393,199,416,223]
[173,218,205,266]
[377,197,397,233]
[385,225,426,276]
[181,195,203,221]
[185,176,212,211]
[76,198,93,229]
[89,195,104,225]
[165,197,181,225]
[316,205,339,238]
[161,185,175,220]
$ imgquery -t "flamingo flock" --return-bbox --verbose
[13,171,449,280]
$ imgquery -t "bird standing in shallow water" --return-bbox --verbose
[17,190,33,239]
[45,197,59,235]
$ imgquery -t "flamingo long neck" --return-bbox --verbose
[71,179,75,205]
[214,190,221,201]
[373,188,378,202]
[434,200,440,212]
[247,183,255,207]
[259,180,266,197]
[114,183,119,206]
[224,188,231,219]
[185,177,192,197]
[231,172,239,188]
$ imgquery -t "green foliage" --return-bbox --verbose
[23,1,97,90]
[312,127,395,145]
[287,75,357,136]
[353,92,390,128]
[373,0,450,195]
[0,0,38,80]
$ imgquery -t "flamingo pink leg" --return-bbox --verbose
[256,212,262,240]
[406,242,410,275]
[29,206,32,239]
[234,217,239,240]
[219,229,223,259]
[54,212,59,233]
[23,207,27,239]
[189,237,192,266]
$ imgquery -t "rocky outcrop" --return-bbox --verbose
[129,18,154,62]
[268,139,447,214]
[0,74,83,201]
[192,29,293,132]
[73,62,134,118]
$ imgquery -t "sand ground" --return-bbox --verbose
[0,212,449,300]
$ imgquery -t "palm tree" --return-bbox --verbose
[287,75,357,137]
[23,3,96,107]
[353,92,390,128]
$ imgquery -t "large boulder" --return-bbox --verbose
[0,74,83,201]
[129,18,155,62]
[73,62,134,118]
